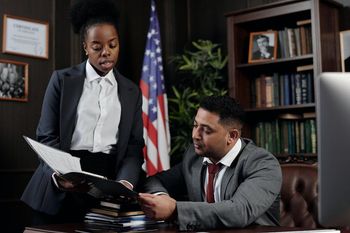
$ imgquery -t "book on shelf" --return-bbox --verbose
[287,28,297,58]
[294,27,302,56]
[303,112,316,118]
[265,76,273,107]
[23,136,138,200]
[283,74,290,106]
[296,19,311,26]
[272,73,280,106]
[278,113,303,120]
[297,64,313,72]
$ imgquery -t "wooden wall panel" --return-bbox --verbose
[0,0,55,232]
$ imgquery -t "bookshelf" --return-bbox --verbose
[225,0,342,163]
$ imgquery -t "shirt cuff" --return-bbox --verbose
[118,180,134,190]
[152,192,169,196]
[51,172,60,188]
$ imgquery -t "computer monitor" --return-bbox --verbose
[317,72,350,227]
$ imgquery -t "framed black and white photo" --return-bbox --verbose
[248,31,277,63]
[340,30,350,72]
[0,59,28,102]
[2,14,49,59]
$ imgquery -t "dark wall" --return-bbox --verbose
[0,1,55,232]
[0,0,78,231]
[0,0,349,232]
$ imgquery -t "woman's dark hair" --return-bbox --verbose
[70,0,120,37]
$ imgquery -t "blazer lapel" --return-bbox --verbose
[220,139,248,200]
[60,62,86,150]
[191,158,206,201]
[113,69,132,155]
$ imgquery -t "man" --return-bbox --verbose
[138,96,282,231]
[252,34,275,60]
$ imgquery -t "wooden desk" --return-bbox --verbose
[23,224,346,233]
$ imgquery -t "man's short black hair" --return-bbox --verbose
[199,96,245,127]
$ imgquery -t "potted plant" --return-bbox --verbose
[169,39,228,163]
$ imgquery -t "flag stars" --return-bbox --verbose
[152,106,157,113]
[142,66,148,72]
[152,83,157,89]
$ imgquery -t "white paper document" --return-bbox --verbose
[23,136,139,199]
[24,136,104,178]
[24,136,82,174]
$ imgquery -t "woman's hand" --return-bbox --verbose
[54,173,90,192]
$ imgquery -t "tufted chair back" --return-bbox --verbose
[280,163,320,228]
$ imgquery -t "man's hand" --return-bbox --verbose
[138,193,177,221]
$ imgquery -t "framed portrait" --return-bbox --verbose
[2,14,49,59]
[340,30,350,72]
[0,59,28,102]
[248,31,277,63]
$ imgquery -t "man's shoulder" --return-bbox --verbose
[240,138,278,162]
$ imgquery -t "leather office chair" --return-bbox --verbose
[280,163,320,228]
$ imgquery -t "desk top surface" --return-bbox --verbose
[23,223,349,233]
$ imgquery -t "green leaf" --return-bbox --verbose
[168,39,228,158]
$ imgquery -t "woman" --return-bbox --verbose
[21,0,144,225]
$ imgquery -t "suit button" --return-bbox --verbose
[186,223,199,231]
[187,223,194,231]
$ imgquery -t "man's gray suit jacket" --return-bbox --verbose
[21,61,144,215]
[143,138,282,231]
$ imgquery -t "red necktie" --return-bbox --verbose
[206,163,221,203]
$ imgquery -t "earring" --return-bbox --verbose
[85,51,88,55]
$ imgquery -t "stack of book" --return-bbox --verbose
[84,200,162,232]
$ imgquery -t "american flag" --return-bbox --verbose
[140,0,170,176]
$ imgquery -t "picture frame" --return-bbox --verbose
[0,59,29,102]
[340,30,350,72]
[248,31,277,63]
[2,14,49,59]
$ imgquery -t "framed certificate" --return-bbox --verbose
[2,14,49,59]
